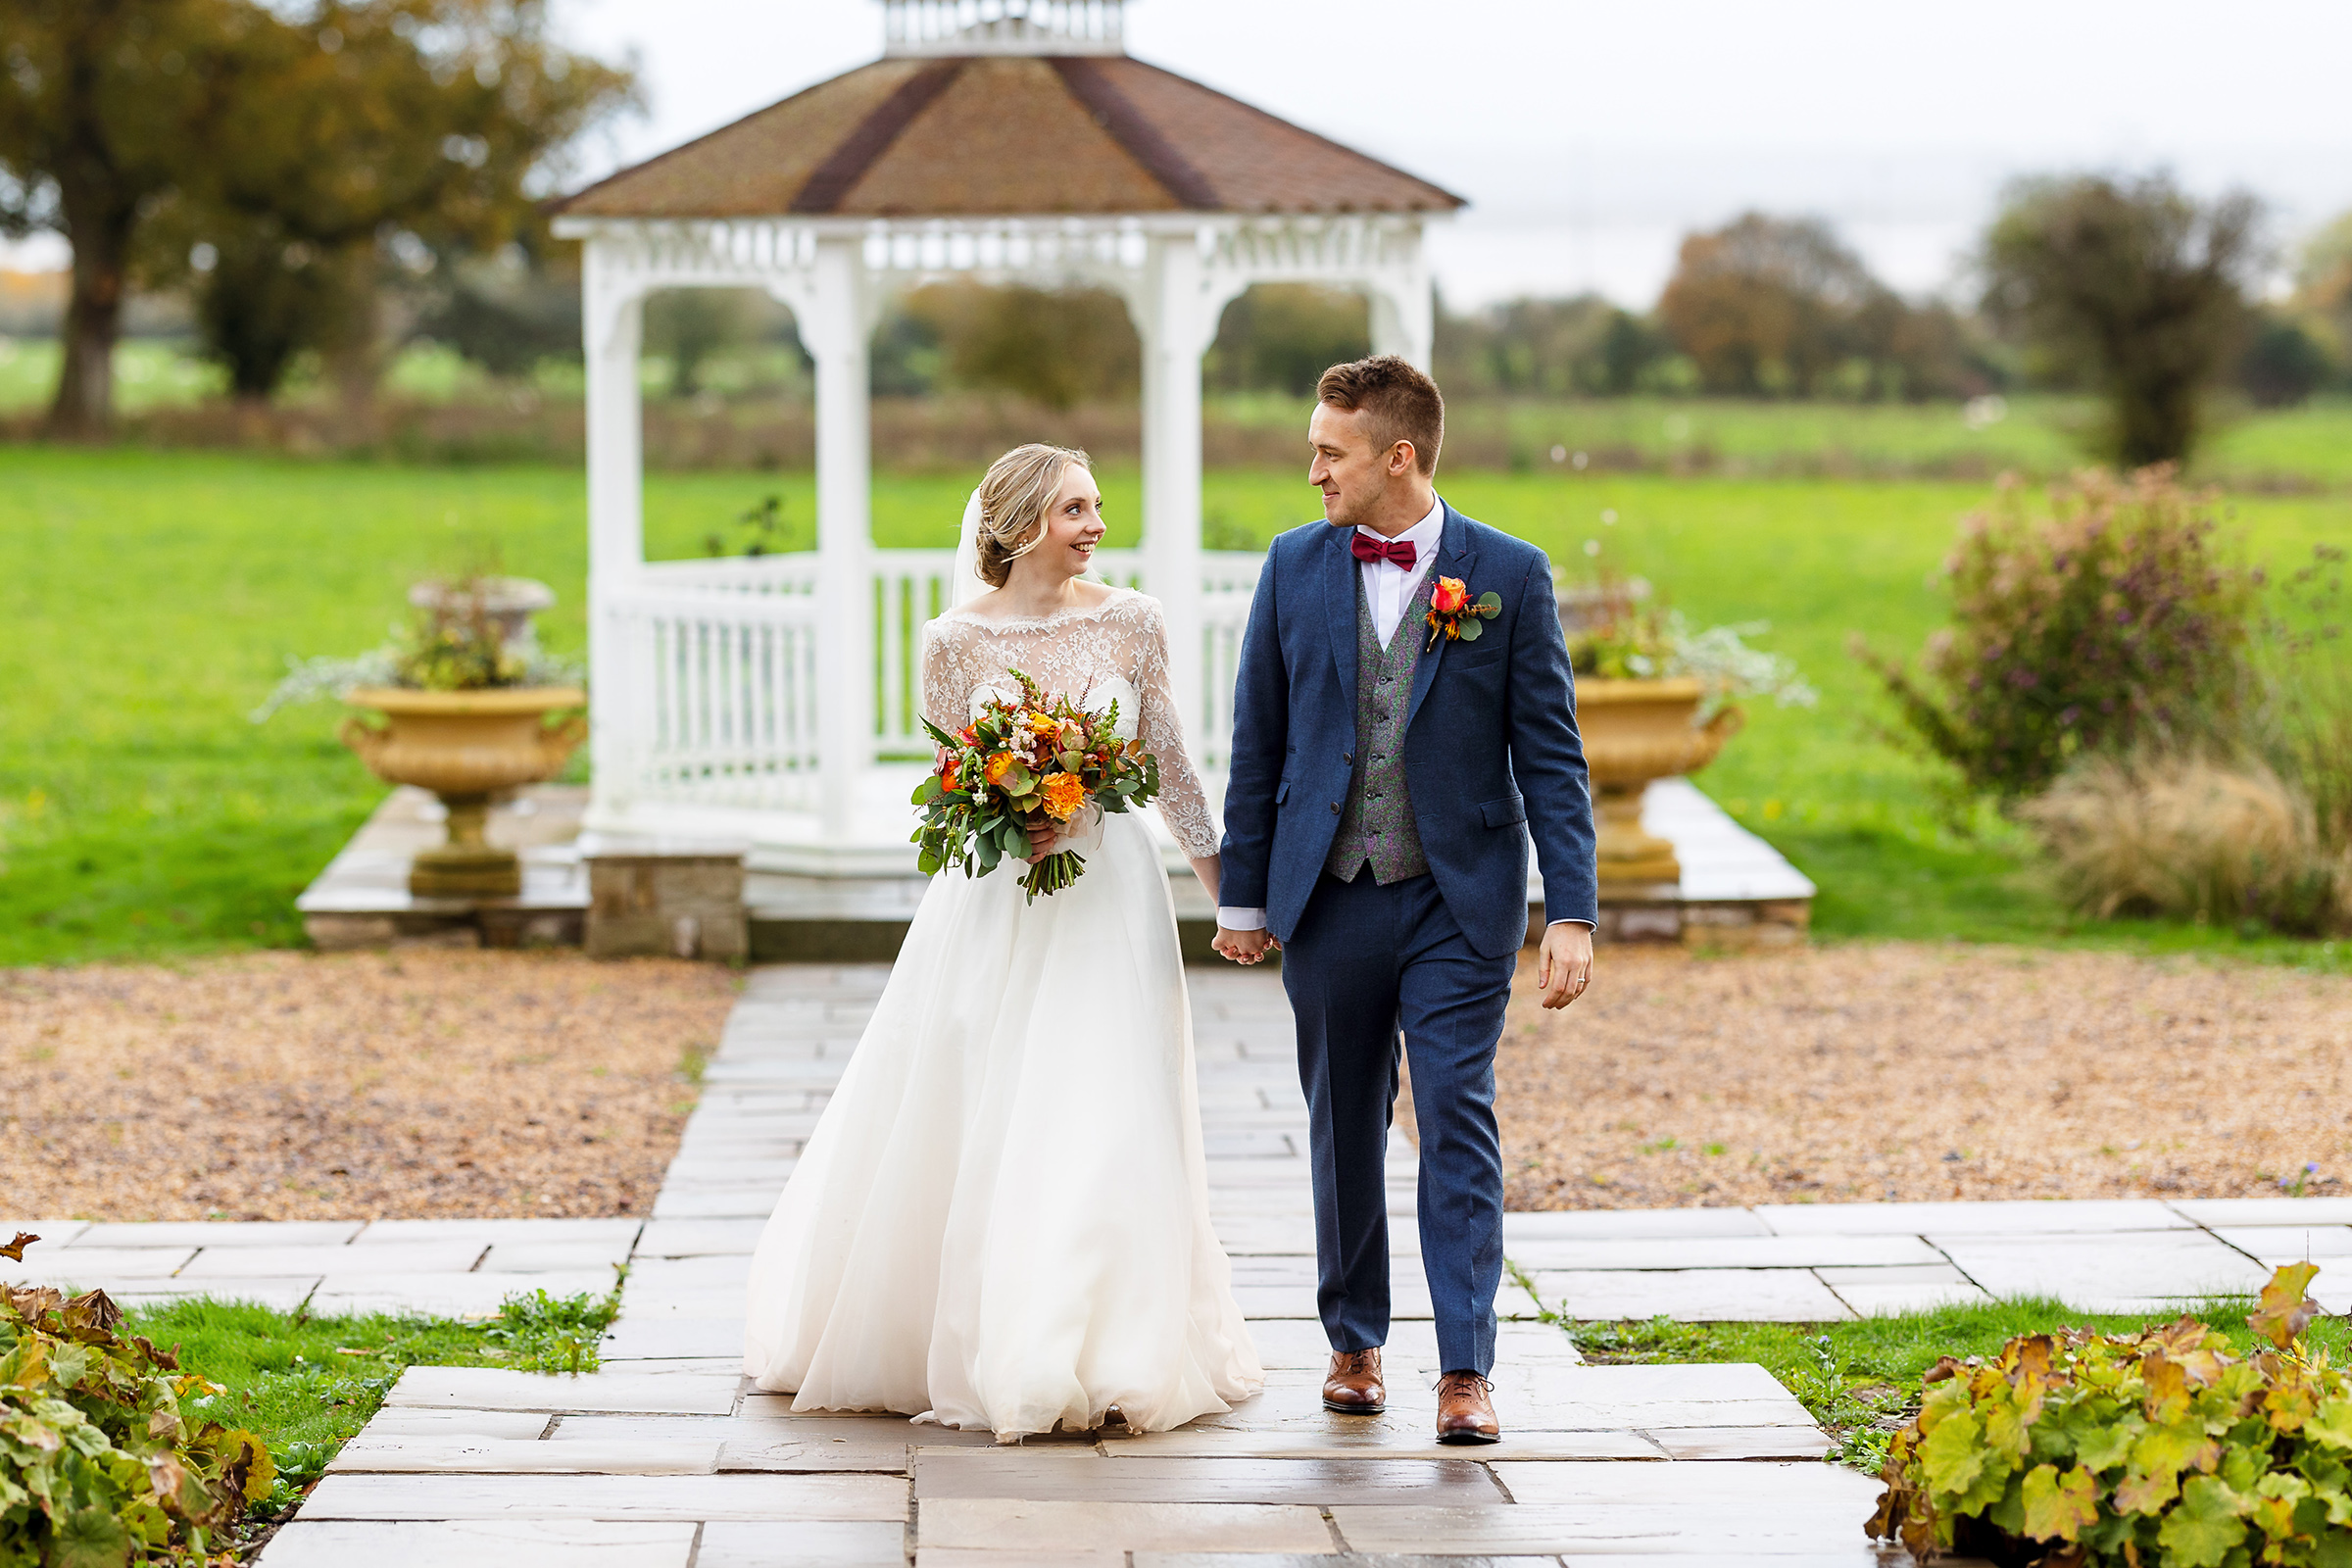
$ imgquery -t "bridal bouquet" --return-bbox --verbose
[911,670,1163,901]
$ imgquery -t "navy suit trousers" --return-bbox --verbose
[1282,868,1515,1376]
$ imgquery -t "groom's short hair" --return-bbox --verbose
[1316,356,1444,476]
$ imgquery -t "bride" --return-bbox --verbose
[742,443,1264,1439]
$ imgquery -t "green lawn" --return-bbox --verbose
[115,1286,617,1536]
[3,445,2348,968]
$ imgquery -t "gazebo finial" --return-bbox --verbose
[882,0,1127,58]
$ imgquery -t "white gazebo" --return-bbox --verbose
[551,0,1462,874]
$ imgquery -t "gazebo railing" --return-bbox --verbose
[605,550,1260,820]
[602,579,825,812]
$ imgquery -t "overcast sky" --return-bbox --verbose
[13,0,2350,307]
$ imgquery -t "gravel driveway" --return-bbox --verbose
[0,950,738,1221]
[1498,942,2352,1211]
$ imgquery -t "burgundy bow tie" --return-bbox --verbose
[1350,533,1417,570]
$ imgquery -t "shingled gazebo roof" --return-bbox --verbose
[555,54,1464,220]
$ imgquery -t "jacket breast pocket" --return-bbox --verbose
[1478,794,1527,829]
[1448,642,1507,669]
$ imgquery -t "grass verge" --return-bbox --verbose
[1514,1273,2352,1476]
[123,1280,621,1547]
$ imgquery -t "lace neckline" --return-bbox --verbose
[935,585,1138,633]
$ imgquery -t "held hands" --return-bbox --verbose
[1535,921,1593,1009]
[1211,926,1278,965]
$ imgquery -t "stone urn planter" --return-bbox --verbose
[340,687,587,897]
[1577,676,1743,888]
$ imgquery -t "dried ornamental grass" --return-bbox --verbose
[2024,756,2346,934]
[0,951,738,1221]
[1496,943,2352,1210]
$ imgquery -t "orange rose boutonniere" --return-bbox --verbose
[1424,576,1502,653]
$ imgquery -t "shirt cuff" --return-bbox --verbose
[1216,907,1268,931]
[1547,918,1595,929]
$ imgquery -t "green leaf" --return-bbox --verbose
[1920,1406,1993,1498]
[2021,1463,2099,1543]
[2156,1475,2248,1568]
[1455,618,1484,643]
[1476,591,1503,613]
[44,1503,131,1568]
[2309,1398,2352,1451]
[918,850,941,876]
[911,775,943,806]
[2076,1410,2144,1471]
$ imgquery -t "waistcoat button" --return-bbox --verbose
[1330,802,1342,814]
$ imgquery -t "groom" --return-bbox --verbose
[1212,356,1597,1444]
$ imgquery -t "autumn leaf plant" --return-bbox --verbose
[911,671,1162,902]
[1869,1262,2352,1566]
[1,1234,273,1567]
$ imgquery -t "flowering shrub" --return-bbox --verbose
[1,1270,272,1564]
[1869,1263,2352,1566]
[1861,466,2255,799]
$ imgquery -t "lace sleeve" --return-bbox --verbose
[1132,597,1221,859]
[920,619,964,736]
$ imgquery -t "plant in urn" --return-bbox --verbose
[1562,576,1815,890]
[258,576,585,898]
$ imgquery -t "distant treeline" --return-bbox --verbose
[2,0,2342,466]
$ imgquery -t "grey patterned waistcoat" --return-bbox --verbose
[1325,568,1437,884]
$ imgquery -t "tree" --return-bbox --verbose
[1981,172,2262,466]
[2238,314,2332,408]
[165,0,634,402]
[0,0,633,428]
[1207,283,1369,395]
[1657,214,1886,396]
[0,0,254,435]
[645,289,750,399]
[902,281,1139,410]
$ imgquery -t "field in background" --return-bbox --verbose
[10,336,2352,487]
[3,445,2347,967]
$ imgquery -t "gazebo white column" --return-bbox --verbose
[1138,229,1212,743]
[805,236,876,838]
[582,250,646,798]
[1367,244,1436,370]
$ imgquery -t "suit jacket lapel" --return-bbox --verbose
[1323,525,1359,714]
[1404,502,1477,733]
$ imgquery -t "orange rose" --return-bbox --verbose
[984,752,1016,785]
[1041,771,1087,821]
[1430,576,1468,615]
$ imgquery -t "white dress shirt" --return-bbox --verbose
[1359,496,1446,648]
[1216,497,1593,936]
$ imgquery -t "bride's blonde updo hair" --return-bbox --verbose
[974,443,1092,588]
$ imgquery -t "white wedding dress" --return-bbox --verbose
[742,585,1265,1438]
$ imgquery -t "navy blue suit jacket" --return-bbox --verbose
[1217,501,1599,959]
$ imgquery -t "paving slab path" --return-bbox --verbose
[23,962,2333,1560]
[227,964,1896,1565]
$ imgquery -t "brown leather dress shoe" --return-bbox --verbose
[1436,1370,1500,1444]
[1323,1348,1386,1413]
